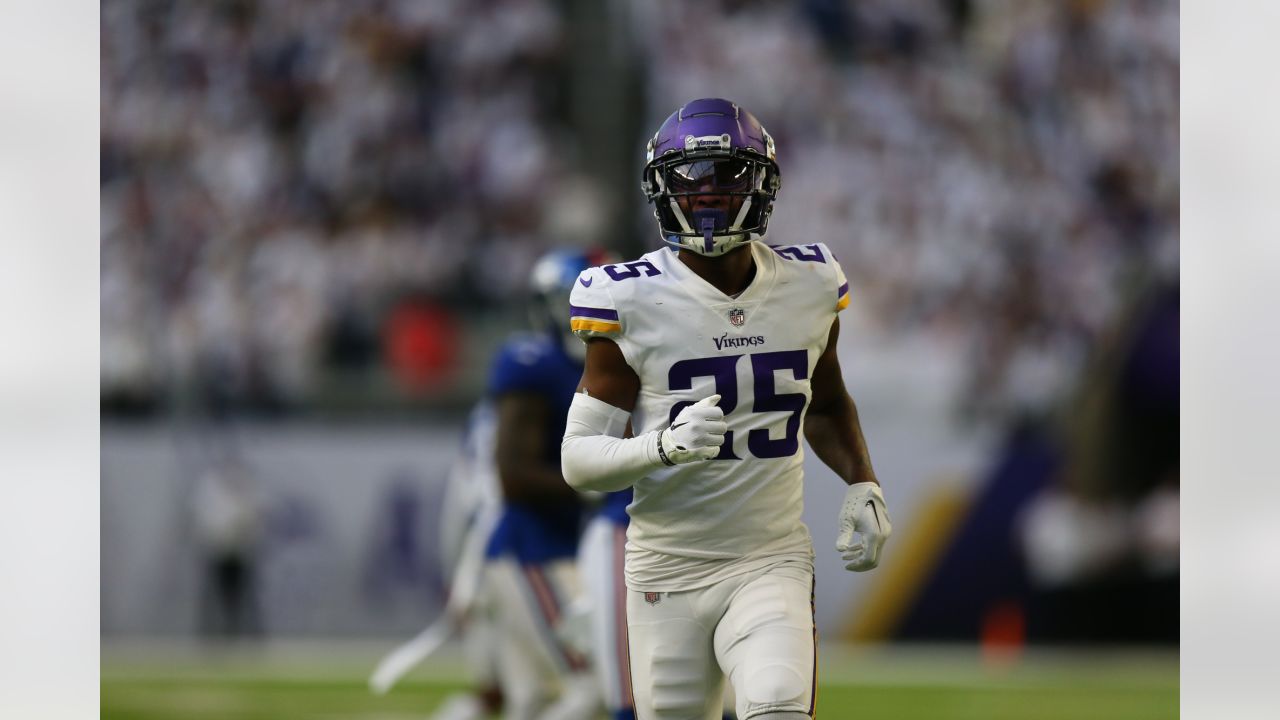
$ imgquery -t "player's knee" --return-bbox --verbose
[738,662,809,719]
[743,663,807,706]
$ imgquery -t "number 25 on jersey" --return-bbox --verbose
[667,349,808,461]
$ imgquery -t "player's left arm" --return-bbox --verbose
[805,316,876,487]
[805,316,892,571]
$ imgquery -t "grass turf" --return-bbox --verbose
[102,642,1177,719]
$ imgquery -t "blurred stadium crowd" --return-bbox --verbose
[102,0,1177,426]
[101,0,1177,646]
[102,0,580,411]
[633,0,1178,424]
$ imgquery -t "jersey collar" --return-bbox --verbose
[662,242,778,307]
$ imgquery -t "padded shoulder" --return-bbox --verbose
[769,242,850,311]
[488,334,559,395]
[568,266,622,340]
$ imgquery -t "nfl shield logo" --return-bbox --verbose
[644,592,661,605]
[728,308,745,327]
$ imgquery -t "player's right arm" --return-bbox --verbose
[560,269,725,492]
[578,336,639,413]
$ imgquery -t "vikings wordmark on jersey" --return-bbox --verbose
[569,241,851,592]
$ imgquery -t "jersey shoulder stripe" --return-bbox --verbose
[569,267,622,339]
[570,304,621,334]
[568,250,675,339]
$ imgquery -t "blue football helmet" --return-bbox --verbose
[529,247,617,360]
[641,98,781,257]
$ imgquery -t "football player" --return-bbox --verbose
[561,98,892,720]
[481,247,616,720]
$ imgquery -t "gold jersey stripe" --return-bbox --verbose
[571,318,622,334]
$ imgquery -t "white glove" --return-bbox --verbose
[657,394,726,465]
[836,482,891,571]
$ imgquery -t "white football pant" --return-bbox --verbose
[626,560,815,720]
[578,516,635,717]
[484,557,601,720]
[461,580,500,687]
[427,591,503,720]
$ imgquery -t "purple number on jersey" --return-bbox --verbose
[772,244,826,263]
[667,355,741,460]
[748,350,809,459]
[665,349,810,460]
[604,260,662,281]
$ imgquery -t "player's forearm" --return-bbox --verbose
[805,401,878,486]
[562,430,666,492]
[561,392,666,492]
[497,463,581,507]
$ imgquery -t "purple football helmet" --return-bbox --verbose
[641,98,781,256]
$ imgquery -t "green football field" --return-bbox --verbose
[102,642,1178,720]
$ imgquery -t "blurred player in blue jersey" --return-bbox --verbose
[481,247,617,720]
[561,99,893,720]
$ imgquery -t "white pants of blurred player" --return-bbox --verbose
[577,516,636,720]
[483,556,600,720]
[428,603,501,720]
[626,559,814,720]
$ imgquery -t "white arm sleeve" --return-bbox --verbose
[561,392,666,492]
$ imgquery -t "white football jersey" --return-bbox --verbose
[569,241,851,591]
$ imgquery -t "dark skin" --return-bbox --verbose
[578,183,879,487]
[494,391,582,508]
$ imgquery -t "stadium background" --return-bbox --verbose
[100,0,1178,717]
